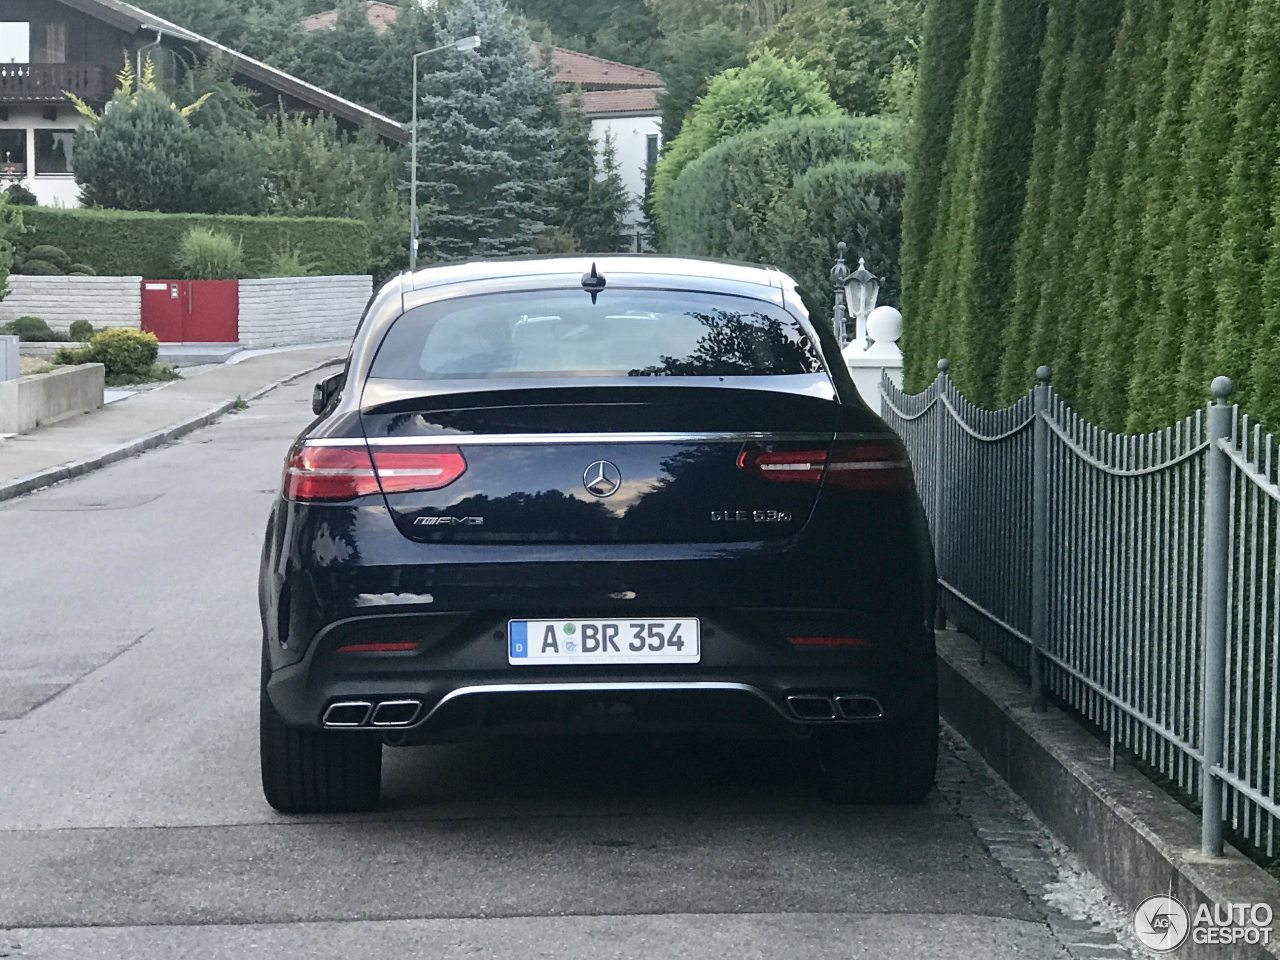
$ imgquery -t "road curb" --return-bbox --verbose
[0,357,341,504]
[938,631,1280,959]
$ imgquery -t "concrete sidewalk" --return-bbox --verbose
[0,345,342,503]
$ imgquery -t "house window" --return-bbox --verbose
[33,23,67,63]
[0,129,26,175]
[35,130,75,175]
[0,22,30,63]
[646,134,659,171]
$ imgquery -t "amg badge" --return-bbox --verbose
[413,516,484,527]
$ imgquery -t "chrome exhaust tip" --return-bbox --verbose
[322,700,373,727]
[786,694,838,721]
[834,694,884,721]
[370,699,421,727]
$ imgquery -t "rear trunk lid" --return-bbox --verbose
[360,383,839,544]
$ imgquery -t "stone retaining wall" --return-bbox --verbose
[237,276,372,348]
[0,276,142,332]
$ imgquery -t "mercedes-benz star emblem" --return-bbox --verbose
[583,460,622,498]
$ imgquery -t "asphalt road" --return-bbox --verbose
[0,381,1138,960]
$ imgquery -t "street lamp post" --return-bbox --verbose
[831,242,851,345]
[409,34,481,271]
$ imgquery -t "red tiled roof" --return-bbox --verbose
[566,87,661,118]
[539,46,663,90]
[298,5,661,90]
[301,1,402,35]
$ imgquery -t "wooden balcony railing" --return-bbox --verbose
[0,63,115,103]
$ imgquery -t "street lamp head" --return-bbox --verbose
[453,34,482,51]
[844,257,880,319]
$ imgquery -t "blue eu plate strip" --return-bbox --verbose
[509,621,529,658]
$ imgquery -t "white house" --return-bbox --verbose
[0,0,406,208]
[553,54,664,243]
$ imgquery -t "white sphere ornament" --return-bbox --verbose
[866,305,903,345]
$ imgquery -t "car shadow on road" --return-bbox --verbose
[376,731,903,818]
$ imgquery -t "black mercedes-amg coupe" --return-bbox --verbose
[258,256,937,813]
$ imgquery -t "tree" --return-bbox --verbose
[647,0,798,36]
[916,0,1048,404]
[547,94,597,248]
[414,0,561,260]
[0,194,23,299]
[578,132,632,252]
[510,0,665,67]
[1068,0,1170,429]
[658,23,751,140]
[756,0,925,116]
[897,0,976,390]
[72,60,207,212]
[651,52,842,231]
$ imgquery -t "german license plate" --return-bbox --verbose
[508,618,700,665]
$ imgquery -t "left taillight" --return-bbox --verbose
[284,444,467,502]
[737,439,912,492]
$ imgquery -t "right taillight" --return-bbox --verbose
[284,444,467,502]
[738,440,911,492]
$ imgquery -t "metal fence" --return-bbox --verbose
[882,361,1280,860]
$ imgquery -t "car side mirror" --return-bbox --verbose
[312,371,344,415]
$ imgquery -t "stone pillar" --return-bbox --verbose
[843,306,903,407]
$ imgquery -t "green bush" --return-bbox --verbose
[26,245,71,271]
[67,264,96,276]
[16,207,372,278]
[662,115,901,265]
[18,258,61,276]
[767,159,906,318]
[86,328,159,377]
[652,53,844,230]
[1,316,66,342]
[68,319,95,342]
[175,227,246,280]
[263,243,321,278]
[52,344,92,364]
[5,183,36,206]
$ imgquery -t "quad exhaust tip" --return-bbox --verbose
[322,701,372,727]
[834,694,885,721]
[323,699,422,728]
[371,700,421,727]
[787,694,838,721]
[786,694,884,722]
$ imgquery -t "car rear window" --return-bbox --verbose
[369,290,823,379]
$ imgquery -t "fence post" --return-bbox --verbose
[1201,375,1234,857]
[1029,365,1051,712]
[933,359,950,630]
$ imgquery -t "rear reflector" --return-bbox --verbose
[336,641,420,654]
[788,636,871,648]
[284,444,466,502]
[738,440,911,492]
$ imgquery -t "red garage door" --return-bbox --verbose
[141,280,239,343]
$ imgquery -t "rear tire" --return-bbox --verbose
[260,645,382,813]
[815,694,938,804]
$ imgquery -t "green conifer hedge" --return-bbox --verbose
[904,0,1280,431]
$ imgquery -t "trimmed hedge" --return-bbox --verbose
[767,159,905,318]
[903,0,1280,432]
[16,208,372,279]
[662,115,901,268]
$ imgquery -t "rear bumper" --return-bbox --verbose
[264,608,937,740]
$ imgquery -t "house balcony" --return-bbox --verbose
[0,63,115,104]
